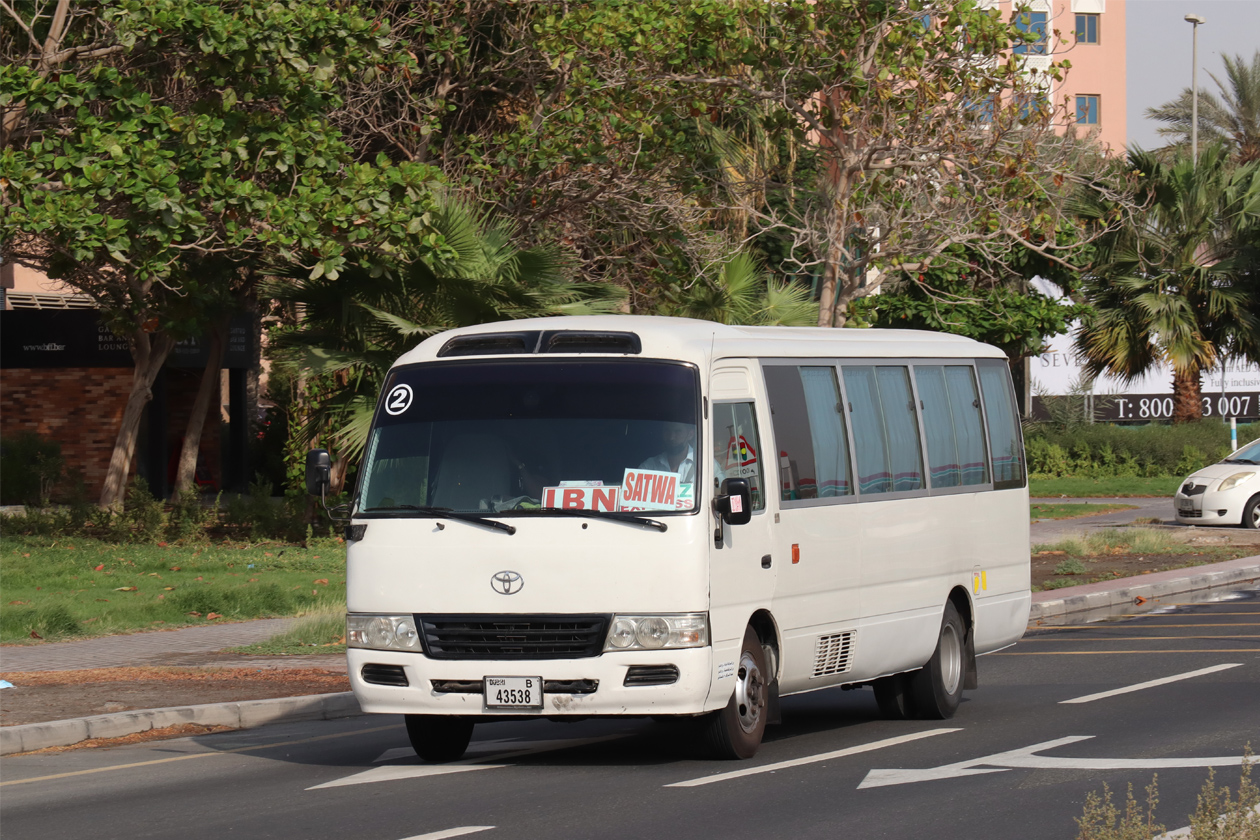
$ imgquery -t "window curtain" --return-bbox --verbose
[876,366,924,491]
[799,367,852,497]
[842,367,891,493]
[944,366,989,486]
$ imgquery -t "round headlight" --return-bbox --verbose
[366,616,395,648]
[608,618,637,649]
[636,617,669,649]
[394,619,419,648]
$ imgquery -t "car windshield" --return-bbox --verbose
[1225,439,1260,464]
[356,359,702,516]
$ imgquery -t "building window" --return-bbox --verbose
[1076,94,1100,125]
[1075,13,1099,44]
[1014,11,1049,55]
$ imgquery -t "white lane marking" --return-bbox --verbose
[859,736,1250,789]
[665,729,961,788]
[310,735,625,790]
[398,828,494,840]
[1060,663,1242,705]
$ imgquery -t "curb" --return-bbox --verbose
[0,691,361,756]
[1030,554,1260,623]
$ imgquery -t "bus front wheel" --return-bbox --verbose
[405,714,474,762]
[908,601,965,719]
[703,626,768,759]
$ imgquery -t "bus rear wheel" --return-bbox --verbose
[908,601,965,719]
[405,715,474,762]
[702,626,768,760]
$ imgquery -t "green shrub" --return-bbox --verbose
[1025,421,1259,479]
[1053,558,1088,575]
[0,431,65,506]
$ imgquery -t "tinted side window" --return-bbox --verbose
[765,365,853,501]
[977,361,1026,489]
[713,401,766,511]
[843,365,924,494]
[916,365,990,489]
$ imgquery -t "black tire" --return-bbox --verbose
[405,715,474,762]
[908,601,966,720]
[1242,495,1260,530]
[872,673,915,720]
[702,626,768,760]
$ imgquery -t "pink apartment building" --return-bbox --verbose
[993,0,1127,152]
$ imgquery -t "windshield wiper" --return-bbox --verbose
[360,505,516,535]
[1223,458,1258,465]
[526,507,668,532]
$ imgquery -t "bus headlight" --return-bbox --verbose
[347,614,422,652]
[603,613,708,651]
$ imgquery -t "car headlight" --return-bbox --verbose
[1218,472,1256,493]
[347,614,422,652]
[604,613,708,651]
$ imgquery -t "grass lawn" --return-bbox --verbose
[230,607,346,655]
[1028,476,1182,498]
[0,536,346,644]
[1030,502,1139,521]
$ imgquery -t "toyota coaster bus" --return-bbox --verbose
[305,315,1031,761]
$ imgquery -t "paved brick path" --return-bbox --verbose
[0,618,323,672]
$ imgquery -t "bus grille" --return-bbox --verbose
[812,631,856,678]
[416,614,610,660]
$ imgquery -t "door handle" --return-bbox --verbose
[761,554,772,569]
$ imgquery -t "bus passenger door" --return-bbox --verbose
[707,365,777,701]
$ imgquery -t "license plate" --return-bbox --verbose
[1178,501,1195,512]
[484,676,542,709]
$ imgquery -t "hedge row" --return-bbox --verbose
[1025,421,1260,478]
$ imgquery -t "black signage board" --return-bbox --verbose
[1031,392,1260,422]
[1,310,256,369]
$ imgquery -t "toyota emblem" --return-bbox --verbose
[491,570,524,595]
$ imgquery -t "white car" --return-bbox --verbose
[1174,438,1260,528]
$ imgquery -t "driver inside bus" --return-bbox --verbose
[639,421,727,488]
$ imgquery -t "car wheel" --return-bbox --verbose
[908,601,966,719]
[701,626,768,759]
[405,715,474,762]
[1243,495,1260,530]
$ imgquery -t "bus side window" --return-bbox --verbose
[916,365,990,489]
[764,365,853,502]
[977,361,1026,489]
[842,366,924,494]
[713,402,766,511]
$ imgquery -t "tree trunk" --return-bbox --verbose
[171,319,227,498]
[1171,364,1204,424]
[99,330,177,509]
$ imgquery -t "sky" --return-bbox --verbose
[1126,0,1260,150]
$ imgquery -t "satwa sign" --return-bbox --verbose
[619,468,679,511]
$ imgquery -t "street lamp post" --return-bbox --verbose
[1185,14,1206,165]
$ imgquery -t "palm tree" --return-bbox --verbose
[661,251,818,327]
[1148,51,1260,164]
[267,196,622,488]
[1074,146,1260,423]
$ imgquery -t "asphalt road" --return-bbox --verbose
[3,587,1259,840]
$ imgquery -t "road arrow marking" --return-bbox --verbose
[399,828,494,840]
[308,735,625,790]
[859,736,1251,789]
[666,729,962,788]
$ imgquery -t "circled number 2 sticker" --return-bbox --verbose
[385,383,414,416]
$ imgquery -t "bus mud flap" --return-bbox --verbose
[963,627,978,690]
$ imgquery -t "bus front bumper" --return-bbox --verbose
[346,646,719,717]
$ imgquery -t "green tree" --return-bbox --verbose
[660,252,818,327]
[1074,146,1260,423]
[1148,51,1260,164]
[1,0,445,507]
[265,195,623,491]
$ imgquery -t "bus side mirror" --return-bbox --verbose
[305,449,331,497]
[714,477,752,526]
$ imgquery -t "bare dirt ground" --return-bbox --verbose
[1030,549,1253,590]
[0,666,349,728]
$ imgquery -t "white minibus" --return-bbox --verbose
[306,315,1030,761]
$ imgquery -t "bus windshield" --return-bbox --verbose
[356,360,702,516]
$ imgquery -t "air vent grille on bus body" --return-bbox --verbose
[812,631,856,678]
